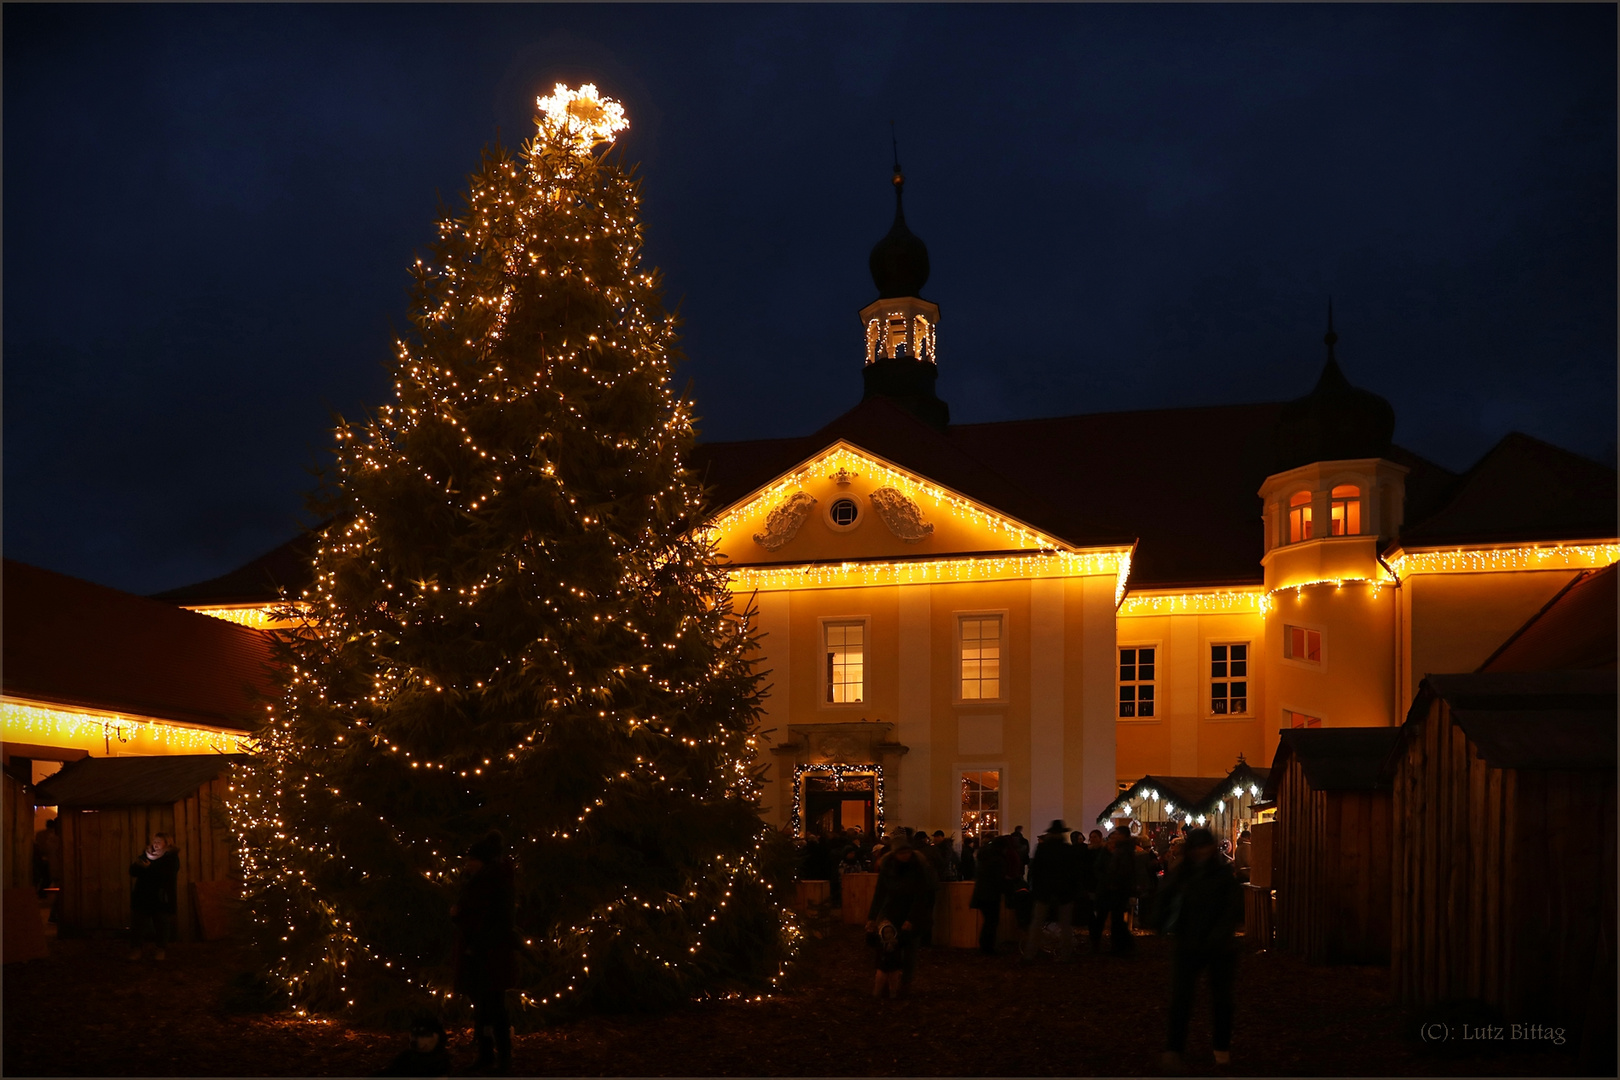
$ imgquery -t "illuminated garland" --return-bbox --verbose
[1118,588,1267,617]
[185,604,305,630]
[0,697,255,755]
[790,762,884,837]
[729,548,1129,593]
[1385,541,1620,578]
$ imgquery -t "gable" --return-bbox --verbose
[708,441,1085,568]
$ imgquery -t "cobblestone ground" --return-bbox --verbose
[3,912,1595,1077]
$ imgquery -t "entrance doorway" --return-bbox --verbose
[793,765,882,837]
[960,769,1001,839]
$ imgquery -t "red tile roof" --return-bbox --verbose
[4,560,275,731]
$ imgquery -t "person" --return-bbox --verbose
[867,919,906,999]
[128,832,180,960]
[376,1013,453,1077]
[864,833,936,995]
[1135,831,1163,931]
[1002,834,1033,931]
[1022,820,1080,962]
[969,836,1007,954]
[959,835,978,883]
[1009,825,1031,868]
[1157,827,1245,1070]
[453,831,516,1074]
[1082,829,1108,951]
[1233,829,1253,885]
[1101,828,1137,954]
[930,830,959,882]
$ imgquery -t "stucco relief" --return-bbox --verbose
[869,487,933,542]
[752,491,817,551]
[815,733,863,761]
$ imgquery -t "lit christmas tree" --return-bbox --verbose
[230,84,797,1025]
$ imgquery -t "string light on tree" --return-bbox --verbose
[226,83,795,1028]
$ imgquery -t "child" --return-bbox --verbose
[867,919,905,998]
[376,1014,452,1077]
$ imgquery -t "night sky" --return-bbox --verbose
[6,5,1615,596]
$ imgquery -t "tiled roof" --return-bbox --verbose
[1480,564,1617,673]
[158,397,1620,605]
[4,560,274,730]
[1397,432,1618,547]
[34,754,248,808]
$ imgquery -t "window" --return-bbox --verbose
[1330,484,1361,536]
[959,615,1003,700]
[1210,643,1249,715]
[1288,490,1314,543]
[1287,710,1322,728]
[829,498,859,526]
[1118,646,1156,718]
[825,621,864,703]
[1285,625,1322,664]
[961,770,1001,839]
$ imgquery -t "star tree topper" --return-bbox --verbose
[536,82,628,152]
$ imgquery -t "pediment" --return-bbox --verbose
[706,440,1074,566]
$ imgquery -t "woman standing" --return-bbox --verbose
[128,832,179,960]
[453,831,516,1074]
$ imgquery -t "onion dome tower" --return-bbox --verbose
[1271,302,1396,474]
[860,156,949,429]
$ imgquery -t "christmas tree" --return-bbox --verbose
[230,84,797,1025]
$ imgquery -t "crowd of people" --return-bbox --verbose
[798,817,1252,1070]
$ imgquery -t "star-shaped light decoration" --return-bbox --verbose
[536,82,628,153]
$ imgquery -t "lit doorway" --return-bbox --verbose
[960,769,1001,840]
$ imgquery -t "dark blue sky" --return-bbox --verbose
[6,4,1615,595]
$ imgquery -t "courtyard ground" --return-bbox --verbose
[2,911,1594,1077]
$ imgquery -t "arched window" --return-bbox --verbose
[1288,490,1313,543]
[1330,484,1361,536]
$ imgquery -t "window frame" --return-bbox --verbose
[1284,708,1324,729]
[1329,483,1362,537]
[1117,641,1162,723]
[819,615,870,708]
[1282,622,1326,671]
[1287,489,1314,544]
[1206,640,1252,720]
[954,609,1010,705]
[823,494,864,534]
[956,765,1007,841]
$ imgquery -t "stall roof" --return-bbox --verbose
[1401,671,1617,772]
[1099,774,1227,822]
[1264,728,1404,799]
[4,559,275,730]
[34,754,248,808]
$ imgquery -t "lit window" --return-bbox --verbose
[1118,646,1156,718]
[829,498,859,527]
[1287,710,1322,728]
[1285,625,1322,664]
[960,615,1003,700]
[1210,643,1248,715]
[1330,484,1361,536]
[961,770,1000,839]
[825,621,864,703]
[1288,491,1313,543]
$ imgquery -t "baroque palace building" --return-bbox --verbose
[9,167,1615,843]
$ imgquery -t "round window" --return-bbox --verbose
[829,497,860,527]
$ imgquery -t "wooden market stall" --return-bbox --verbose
[34,754,246,942]
[1263,726,1401,964]
[1097,774,1227,831]
[1390,671,1615,1064]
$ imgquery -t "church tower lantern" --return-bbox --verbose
[860,157,949,429]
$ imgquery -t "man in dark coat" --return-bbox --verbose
[969,836,1007,955]
[1157,827,1245,1070]
[1101,828,1137,954]
[128,832,180,960]
[1021,820,1081,962]
[865,833,936,993]
[453,831,517,1074]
